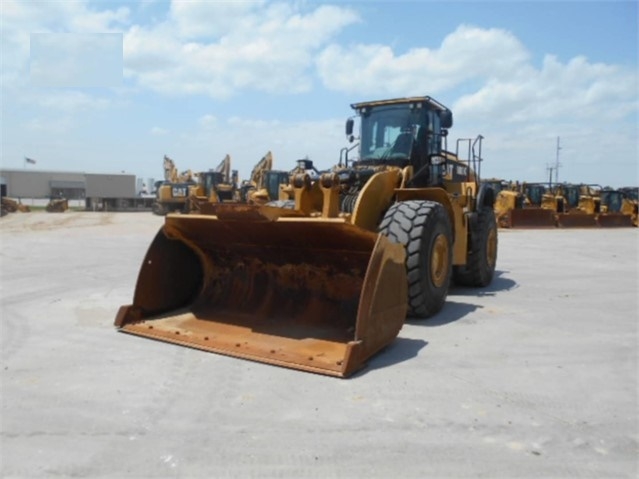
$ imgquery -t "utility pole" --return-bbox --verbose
[546,164,554,189]
[555,136,562,184]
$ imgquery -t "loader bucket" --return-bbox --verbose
[597,213,634,227]
[509,208,557,228]
[556,213,598,228]
[115,205,407,378]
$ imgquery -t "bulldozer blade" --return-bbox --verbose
[115,208,407,377]
[597,213,634,227]
[556,213,598,228]
[509,208,557,228]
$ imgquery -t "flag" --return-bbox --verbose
[25,157,36,164]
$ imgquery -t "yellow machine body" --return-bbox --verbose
[45,198,69,213]
[509,184,557,228]
[117,96,497,377]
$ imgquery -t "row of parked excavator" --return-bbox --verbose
[151,151,309,215]
[484,180,638,228]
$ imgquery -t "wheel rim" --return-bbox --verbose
[486,227,497,268]
[430,234,449,288]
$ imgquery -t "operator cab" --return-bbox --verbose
[525,184,546,206]
[346,96,453,187]
[264,170,290,201]
[200,171,225,193]
[600,189,623,213]
[562,185,580,208]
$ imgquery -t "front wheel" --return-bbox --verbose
[152,202,166,216]
[379,200,453,319]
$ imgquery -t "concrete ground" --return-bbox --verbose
[1,211,637,479]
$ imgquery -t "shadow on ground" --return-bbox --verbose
[355,337,428,377]
[404,271,517,327]
[450,269,518,297]
[407,300,481,326]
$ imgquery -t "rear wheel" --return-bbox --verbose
[453,208,498,286]
[379,200,453,318]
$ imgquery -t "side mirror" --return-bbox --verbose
[345,118,354,136]
[440,109,453,129]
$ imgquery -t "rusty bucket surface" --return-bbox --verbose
[597,213,634,227]
[556,213,598,228]
[115,205,407,377]
[509,208,557,228]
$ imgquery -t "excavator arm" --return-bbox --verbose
[215,154,232,184]
[250,151,273,190]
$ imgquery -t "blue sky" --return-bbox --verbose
[1,0,637,188]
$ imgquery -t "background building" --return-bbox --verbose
[0,169,136,199]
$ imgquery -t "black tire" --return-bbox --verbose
[265,199,295,209]
[379,200,453,319]
[453,208,498,287]
[152,202,166,216]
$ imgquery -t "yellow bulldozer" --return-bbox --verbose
[618,187,638,227]
[598,188,637,227]
[115,96,498,377]
[554,183,600,227]
[508,183,558,227]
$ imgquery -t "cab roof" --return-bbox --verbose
[350,96,450,112]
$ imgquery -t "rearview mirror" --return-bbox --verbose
[345,118,354,136]
[440,110,453,129]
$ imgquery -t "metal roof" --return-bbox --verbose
[350,96,450,112]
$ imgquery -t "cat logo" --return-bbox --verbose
[172,186,188,197]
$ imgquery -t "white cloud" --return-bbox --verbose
[13,90,113,113]
[198,114,217,128]
[1,0,129,74]
[123,2,360,98]
[316,25,529,96]
[24,116,74,135]
[30,33,123,87]
[150,127,168,136]
[454,55,636,122]
[169,1,265,39]
[1,2,636,187]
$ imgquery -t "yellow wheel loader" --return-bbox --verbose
[115,96,498,377]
